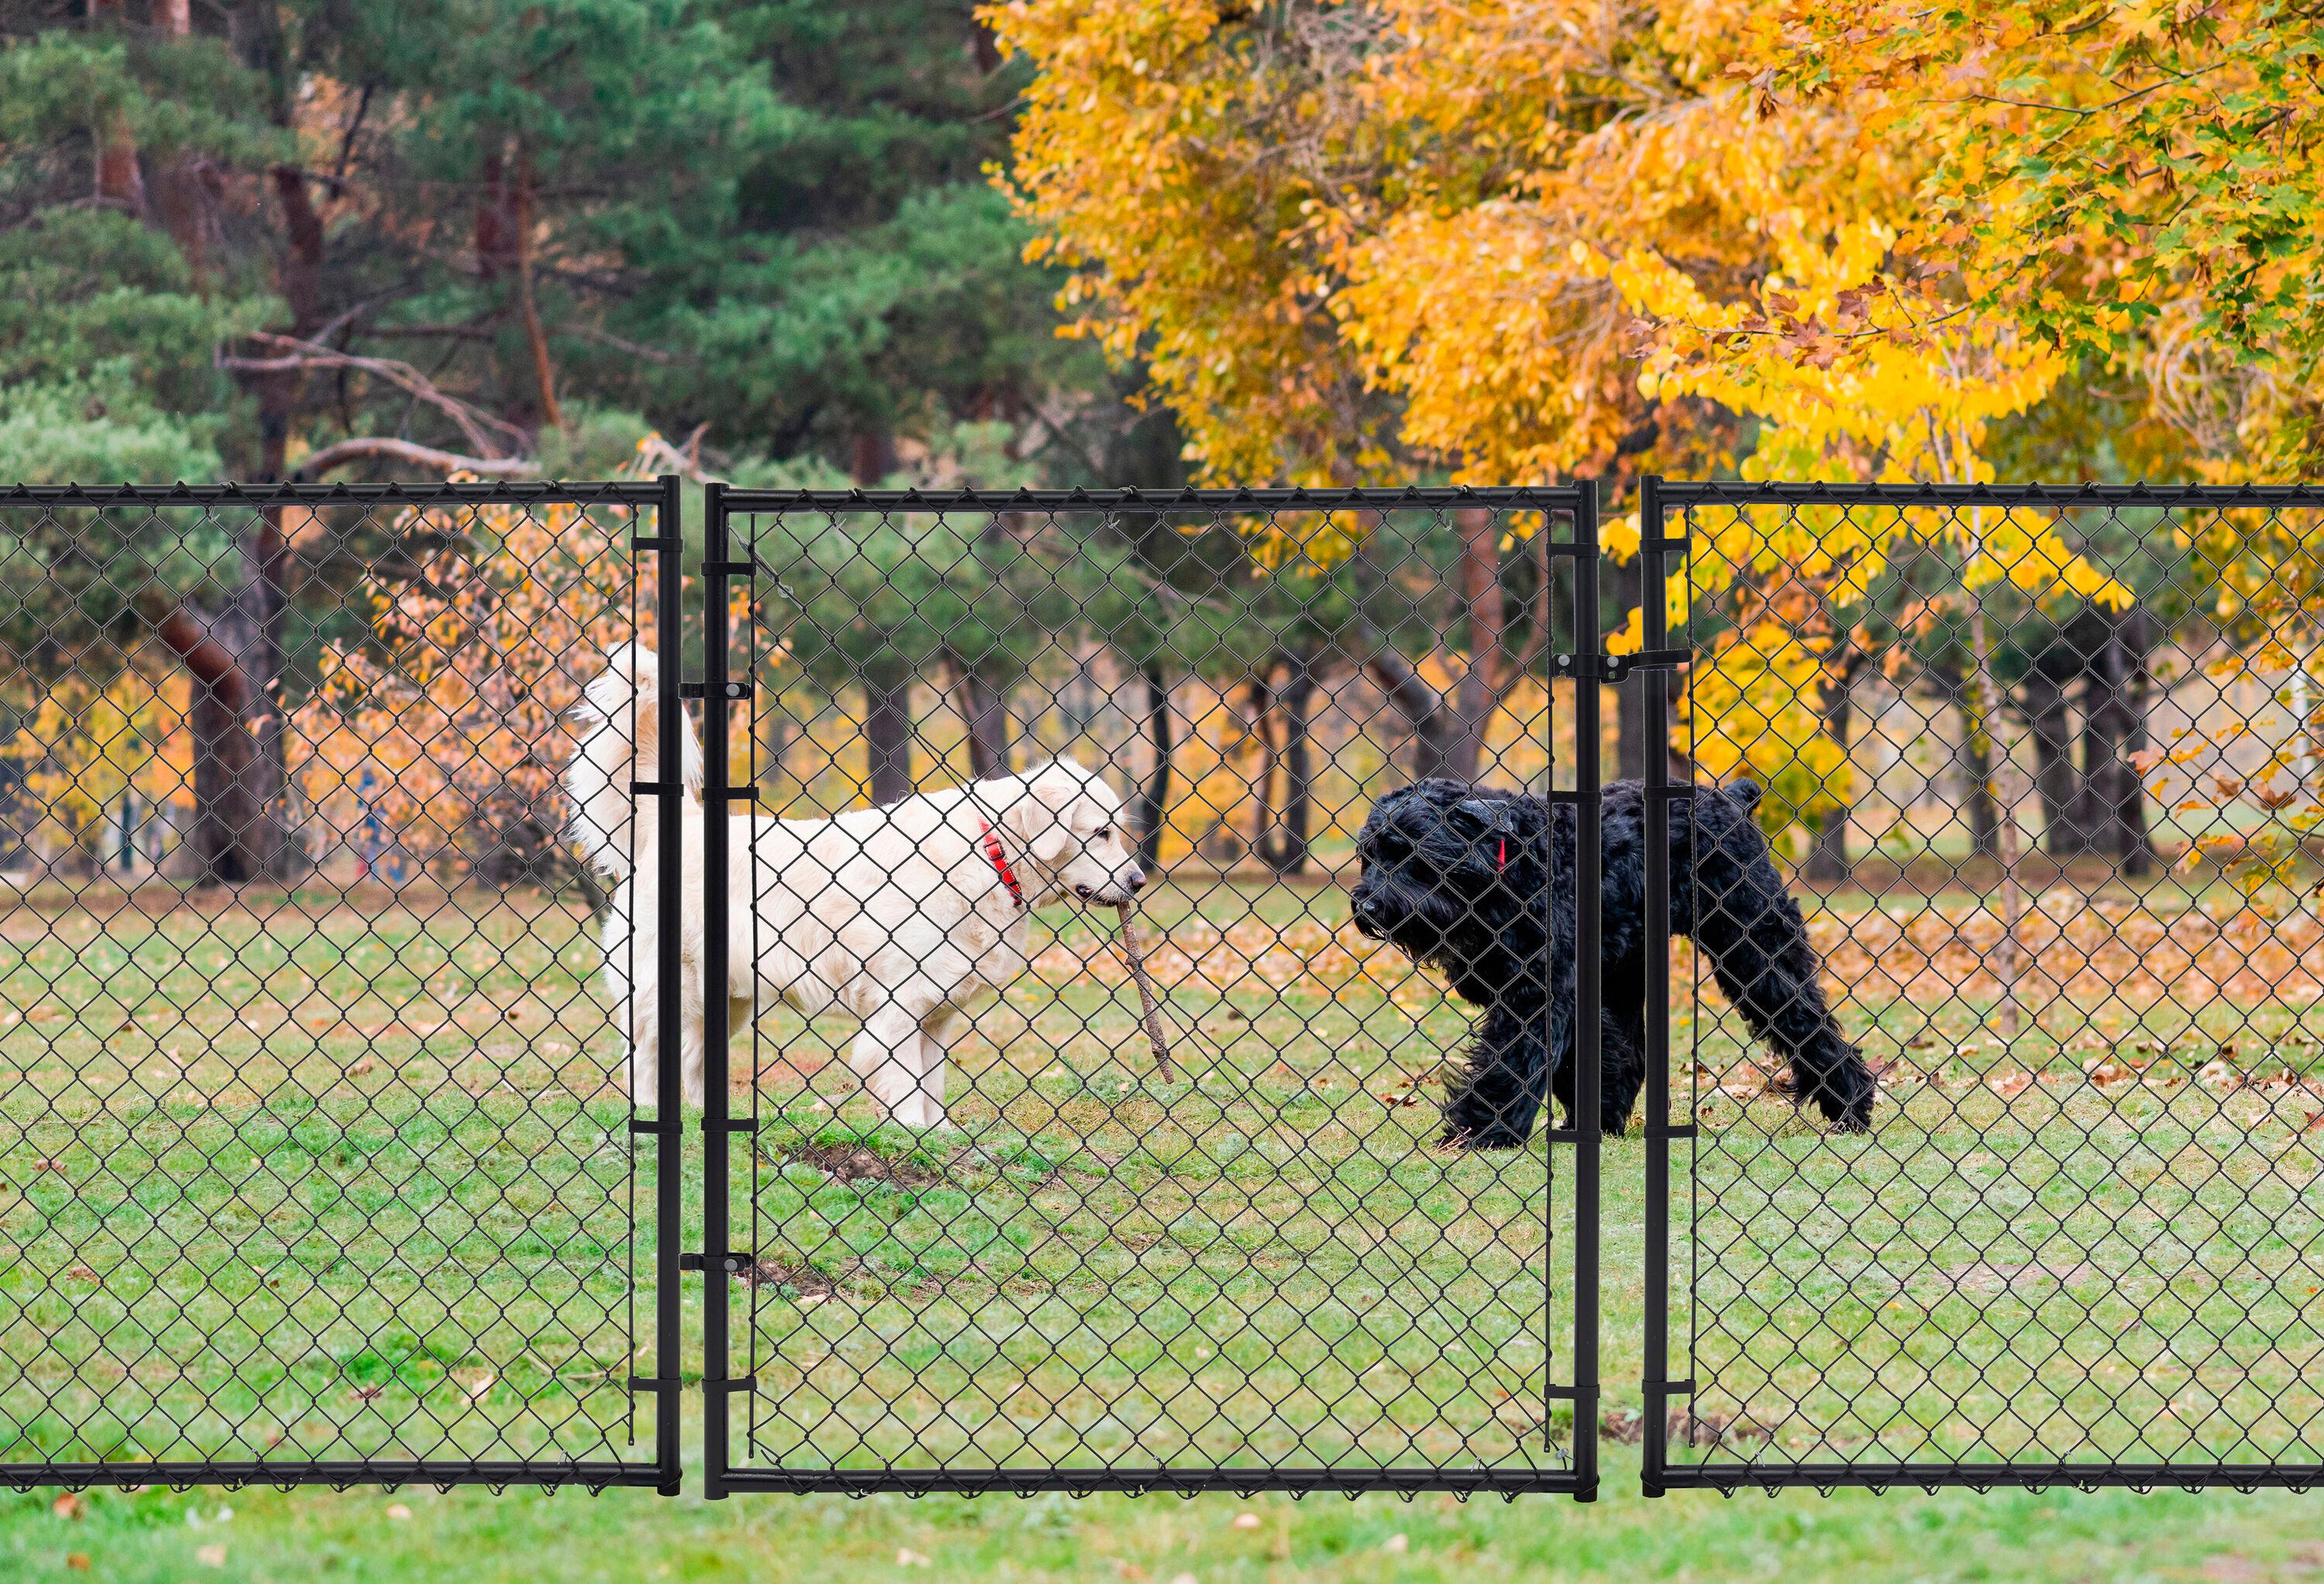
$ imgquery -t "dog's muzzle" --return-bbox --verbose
[1076,868,1147,903]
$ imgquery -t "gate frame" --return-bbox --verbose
[1638,474,2324,1496]
[695,483,1604,1500]
[0,478,685,1494]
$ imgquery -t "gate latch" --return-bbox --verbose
[1553,649,1690,684]
[679,681,751,701]
[680,1252,755,1274]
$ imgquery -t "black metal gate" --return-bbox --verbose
[1643,477,2324,1493]
[695,484,1603,1497]
[0,481,681,1491]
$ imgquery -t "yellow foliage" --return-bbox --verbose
[289,484,655,874]
[1683,620,1850,832]
[4,655,191,858]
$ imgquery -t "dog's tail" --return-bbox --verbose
[566,643,701,880]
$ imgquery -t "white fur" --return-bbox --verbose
[567,645,1146,1126]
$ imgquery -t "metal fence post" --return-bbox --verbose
[1571,478,1603,1502]
[1637,473,1679,1497]
[653,472,686,1495]
[700,477,739,1499]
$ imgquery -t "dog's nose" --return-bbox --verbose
[1354,894,1378,918]
[1125,868,1147,893]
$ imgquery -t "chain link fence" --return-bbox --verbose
[0,483,679,1490]
[696,486,1602,1496]
[1648,480,2324,1492]
[12,473,2324,1500]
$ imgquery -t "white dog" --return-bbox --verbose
[566,644,1147,1127]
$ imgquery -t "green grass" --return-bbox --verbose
[11,871,2324,1576]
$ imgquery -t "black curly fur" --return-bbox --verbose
[1349,778,1876,1149]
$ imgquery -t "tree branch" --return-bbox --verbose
[218,332,528,457]
[294,437,535,480]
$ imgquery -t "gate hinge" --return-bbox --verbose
[1552,649,1690,684]
[679,681,752,701]
[679,1252,755,1274]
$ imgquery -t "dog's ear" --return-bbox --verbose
[1001,765,1079,864]
[1453,797,1520,834]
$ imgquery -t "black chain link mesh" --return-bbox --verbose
[1653,480,2324,1491]
[696,487,1598,1496]
[0,483,673,1490]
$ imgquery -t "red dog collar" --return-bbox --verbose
[978,819,1026,910]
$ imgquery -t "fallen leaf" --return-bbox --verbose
[351,1384,385,1402]
[349,1057,376,1078]
[385,1503,412,1521]
[1384,1533,1410,1554]
[65,1554,88,1571]
[1988,1071,2035,1099]
[452,1368,494,1401]
[896,1548,930,1567]
[52,1492,81,1519]
[66,1264,98,1283]
[1230,1513,1260,1530]
[197,1541,227,1566]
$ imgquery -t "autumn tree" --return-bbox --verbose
[985,0,1891,777]
[1752,0,2324,476]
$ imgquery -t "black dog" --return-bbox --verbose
[1349,778,1875,1147]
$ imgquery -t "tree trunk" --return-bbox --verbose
[948,657,1011,782]
[758,689,790,807]
[862,658,914,807]
[1445,507,1514,782]
[2022,667,2082,858]
[1254,652,1318,876]
[1133,658,1172,871]
[1245,672,1274,856]
[476,146,559,431]
[88,0,145,216]
[1363,643,1450,780]
[510,146,560,429]
[1803,677,1852,885]
[2082,620,2155,876]
[1949,674,2001,860]
[157,543,293,885]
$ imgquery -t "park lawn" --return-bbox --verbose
[5,871,2324,1566]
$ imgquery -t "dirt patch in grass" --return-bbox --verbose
[781,1141,944,1188]
[743,1257,837,1297]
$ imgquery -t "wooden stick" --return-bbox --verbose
[1114,902,1180,1084]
